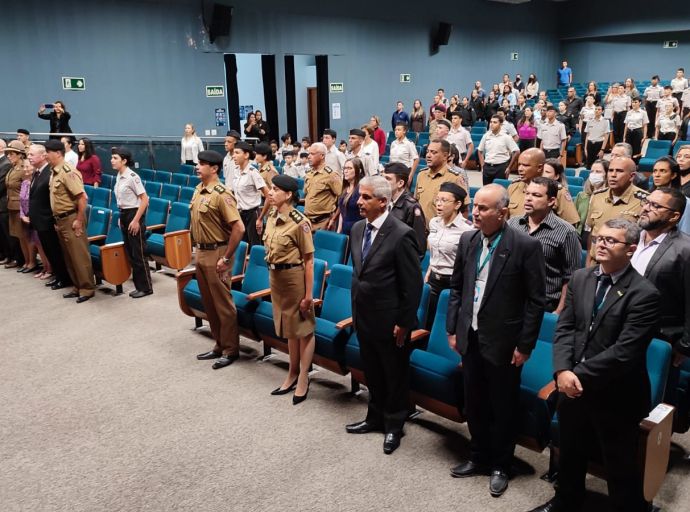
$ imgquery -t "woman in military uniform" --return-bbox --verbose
[264,175,316,405]
[254,143,278,188]
[4,141,30,271]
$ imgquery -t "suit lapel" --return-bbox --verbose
[581,269,598,329]
[644,230,676,278]
[360,215,393,272]
[351,221,364,276]
[589,267,634,337]
[479,229,510,310]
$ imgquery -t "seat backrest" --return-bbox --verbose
[179,164,196,175]
[139,168,156,182]
[313,258,327,300]
[241,245,269,294]
[84,184,95,203]
[673,141,690,157]
[566,176,584,186]
[521,340,554,394]
[87,207,111,238]
[106,211,123,244]
[145,197,170,227]
[166,201,191,232]
[647,338,672,407]
[92,187,111,209]
[100,174,114,189]
[538,312,559,344]
[188,175,201,188]
[313,230,348,268]
[579,169,590,181]
[145,181,162,198]
[320,264,353,323]
[420,250,430,276]
[85,204,91,224]
[493,178,511,189]
[171,173,189,187]
[155,170,172,183]
[161,183,181,203]
[179,186,196,203]
[568,185,583,197]
[232,240,248,277]
[646,140,672,157]
[416,283,431,329]
[426,290,461,365]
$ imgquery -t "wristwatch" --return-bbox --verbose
[222,256,230,264]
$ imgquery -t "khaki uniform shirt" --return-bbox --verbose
[585,184,645,257]
[304,166,342,217]
[49,162,84,214]
[5,164,24,211]
[507,180,580,225]
[259,163,278,188]
[414,165,466,226]
[264,207,314,264]
[190,180,241,244]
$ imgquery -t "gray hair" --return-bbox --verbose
[481,183,509,209]
[310,142,327,155]
[29,143,46,155]
[360,176,392,203]
[0,139,6,150]
[604,218,641,245]
[613,142,633,158]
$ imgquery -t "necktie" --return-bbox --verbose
[361,223,374,263]
[592,274,612,319]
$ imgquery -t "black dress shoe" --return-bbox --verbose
[76,295,93,303]
[345,420,383,434]
[45,278,58,287]
[212,354,239,369]
[51,282,68,290]
[196,350,221,360]
[63,291,79,298]
[292,380,310,405]
[489,470,509,497]
[4,261,18,269]
[526,498,560,512]
[450,460,490,478]
[18,266,28,273]
[383,432,404,454]
[271,378,298,395]
[130,290,153,299]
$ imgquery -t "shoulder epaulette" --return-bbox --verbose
[214,184,226,194]
[62,165,71,173]
[289,209,306,224]
[419,167,430,173]
[557,183,564,189]
[592,187,609,195]
[129,172,136,177]
[447,167,460,175]
[324,166,334,174]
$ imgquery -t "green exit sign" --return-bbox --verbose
[206,85,225,98]
[62,77,85,91]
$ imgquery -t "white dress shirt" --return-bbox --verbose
[362,210,389,251]
[631,231,667,275]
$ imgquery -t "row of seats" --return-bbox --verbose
[84,181,198,209]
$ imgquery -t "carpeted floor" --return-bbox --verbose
[1,228,689,511]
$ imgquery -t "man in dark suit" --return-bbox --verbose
[27,144,71,289]
[0,140,14,263]
[345,175,423,455]
[528,218,660,512]
[446,183,546,497]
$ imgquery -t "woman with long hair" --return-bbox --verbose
[76,138,102,186]
[410,99,426,133]
[180,123,204,165]
[517,107,538,151]
[329,157,364,235]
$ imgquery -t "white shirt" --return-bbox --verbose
[114,168,146,209]
[223,153,238,188]
[232,164,266,211]
[644,85,663,102]
[472,233,500,330]
[283,163,305,179]
[580,105,596,124]
[325,144,346,174]
[500,122,517,138]
[478,131,518,164]
[624,109,649,130]
[362,210,389,251]
[538,119,567,150]
[428,215,474,275]
[657,114,681,134]
[446,127,473,155]
[65,150,78,167]
[347,146,378,177]
[181,136,204,163]
[585,117,611,142]
[671,77,688,93]
[610,94,631,113]
[389,138,419,169]
[631,232,668,275]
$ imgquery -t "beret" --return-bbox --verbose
[437,119,451,129]
[349,128,365,137]
[383,162,410,178]
[323,128,337,138]
[17,128,30,135]
[44,139,64,152]
[197,150,224,166]
[235,141,254,153]
[272,174,299,193]
[439,181,467,201]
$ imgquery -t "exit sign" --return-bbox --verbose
[330,82,344,93]
[663,40,678,49]
[510,52,519,61]
[62,77,85,91]
[400,73,411,83]
[205,85,225,97]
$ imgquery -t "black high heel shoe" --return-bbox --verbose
[292,380,310,405]
[271,378,298,396]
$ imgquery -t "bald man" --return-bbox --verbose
[507,148,579,225]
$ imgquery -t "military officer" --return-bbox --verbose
[585,156,645,265]
[192,150,246,369]
[414,139,466,226]
[254,142,278,187]
[264,175,316,404]
[304,142,342,231]
[44,139,96,303]
[507,148,580,225]
[382,162,427,257]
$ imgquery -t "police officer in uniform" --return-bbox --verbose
[254,142,278,187]
[45,139,96,303]
[304,142,342,231]
[585,156,645,265]
[192,150,246,369]
[264,175,316,404]
[111,147,152,298]
[382,162,427,257]
[508,148,580,225]
[414,139,466,227]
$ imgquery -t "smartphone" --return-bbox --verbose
[44,103,54,109]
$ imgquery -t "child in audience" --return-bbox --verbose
[282,151,305,178]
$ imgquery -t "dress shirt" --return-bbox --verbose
[447,127,472,155]
[114,168,146,209]
[671,77,689,93]
[631,231,668,275]
[232,164,266,211]
[657,114,681,134]
[644,85,663,102]
[538,120,567,150]
[223,153,238,188]
[428,214,474,275]
[389,138,419,169]
[65,150,78,167]
[472,231,501,330]
[478,131,519,164]
[624,109,649,130]
[585,117,610,142]
[610,94,631,113]
[325,145,346,174]
[362,210,389,251]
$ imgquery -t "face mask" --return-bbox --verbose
[589,173,605,187]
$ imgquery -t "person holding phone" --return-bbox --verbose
[37,101,72,140]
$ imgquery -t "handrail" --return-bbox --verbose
[0,131,229,141]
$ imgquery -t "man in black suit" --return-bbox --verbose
[446,184,546,497]
[345,175,423,455]
[0,140,14,263]
[27,144,71,289]
[528,218,660,512]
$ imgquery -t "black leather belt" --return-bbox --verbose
[54,209,76,220]
[268,262,301,270]
[308,213,330,223]
[429,271,451,282]
[196,242,227,250]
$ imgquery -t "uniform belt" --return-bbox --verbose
[54,209,76,220]
[308,213,330,223]
[429,271,452,282]
[119,207,138,212]
[268,262,301,270]
[196,242,228,250]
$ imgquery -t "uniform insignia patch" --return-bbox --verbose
[414,208,421,216]
[224,196,235,206]
[302,223,311,233]
[564,192,572,201]
[289,210,305,224]
[214,184,226,194]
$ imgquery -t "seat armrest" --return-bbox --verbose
[164,229,190,238]
[148,223,166,231]
[313,299,323,308]
[88,234,107,243]
[230,273,245,283]
[538,381,557,401]
[176,267,197,281]
[335,317,353,329]
[410,329,430,342]
[246,288,271,301]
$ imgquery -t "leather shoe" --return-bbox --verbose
[450,460,490,478]
[4,261,18,269]
[196,350,221,360]
[271,378,298,395]
[345,420,383,434]
[526,498,560,512]
[51,282,68,290]
[383,432,404,454]
[76,295,93,303]
[63,291,79,298]
[130,290,153,299]
[292,380,310,405]
[489,470,509,497]
[45,278,58,287]
[212,354,239,369]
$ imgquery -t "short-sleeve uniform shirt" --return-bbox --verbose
[114,168,146,208]
[264,207,314,264]
[190,181,241,244]
[50,162,85,214]
[304,166,342,217]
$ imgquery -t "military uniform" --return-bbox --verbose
[49,162,96,298]
[263,206,316,338]
[304,165,342,230]
[190,180,242,357]
[507,180,580,226]
[413,165,467,227]
[259,162,278,188]
[585,184,645,260]
[389,190,427,257]
[5,163,23,237]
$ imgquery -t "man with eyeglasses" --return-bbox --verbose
[585,156,645,266]
[527,218,660,512]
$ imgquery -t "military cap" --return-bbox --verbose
[235,141,254,153]
[383,161,410,179]
[272,174,299,193]
[44,139,64,152]
[197,150,224,166]
[17,128,30,136]
[323,128,337,138]
[349,128,366,138]
[254,142,273,158]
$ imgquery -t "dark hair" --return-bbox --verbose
[280,133,292,143]
[490,114,501,122]
[341,158,365,202]
[429,138,451,155]
[544,158,566,186]
[54,100,66,109]
[652,75,660,80]
[301,136,311,144]
[79,138,95,159]
[652,156,681,189]
[111,146,134,167]
[394,122,409,131]
[655,186,687,217]
[527,74,537,85]
[449,144,460,166]
[530,176,559,199]
[383,162,410,186]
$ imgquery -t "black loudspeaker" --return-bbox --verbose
[431,22,452,54]
[209,4,233,43]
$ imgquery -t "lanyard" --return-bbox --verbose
[477,232,503,275]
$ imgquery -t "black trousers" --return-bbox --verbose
[658,131,676,142]
[543,148,561,159]
[518,139,536,152]
[0,211,11,259]
[625,127,644,158]
[612,111,626,143]
[585,141,604,169]
[462,330,522,472]
[240,207,260,247]
[645,102,657,138]
[482,161,509,185]
[555,394,647,512]
[426,271,451,330]
[0,211,24,265]
[37,227,71,285]
[359,328,411,435]
[119,208,152,293]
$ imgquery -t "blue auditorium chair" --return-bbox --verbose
[493,178,512,188]
[86,207,111,243]
[145,201,191,271]
[144,181,162,198]
[171,173,189,187]
[578,169,590,181]
[91,187,111,209]
[673,140,690,157]
[566,176,584,187]
[154,170,172,184]
[568,185,583,198]
[160,183,181,203]
[313,230,348,273]
[145,197,170,232]
[139,168,156,182]
[179,186,195,204]
[179,163,196,175]
[100,174,115,189]
[91,211,131,295]
[639,140,672,172]
[84,184,95,204]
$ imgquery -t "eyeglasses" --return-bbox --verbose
[640,198,676,213]
[435,197,458,204]
[592,236,630,248]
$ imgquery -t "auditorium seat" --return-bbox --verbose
[578,169,590,181]
[669,358,690,433]
[160,183,181,203]
[405,132,417,144]
[565,168,577,177]
[145,201,192,271]
[91,211,131,295]
[469,186,480,199]
[673,140,690,157]
[154,170,172,184]
[566,176,584,187]
[568,185,583,197]
[84,184,95,204]
[188,175,201,188]
[493,178,511,188]
[420,250,430,276]
[179,164,196,175]
[144,181,162,198]
[171,173,189,187]
[417,132,430,147]
[100,174,115,189]
[139,168,156,182]
[566,132,583,166]
[313,230,348,273]
[179,186,195,204]
[639,140,672,172]
[91,187,112,209]
[145,197,170,232]
[86,207,111,243]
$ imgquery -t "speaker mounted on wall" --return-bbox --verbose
[431,22,452,55]
[204,3,233,44]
